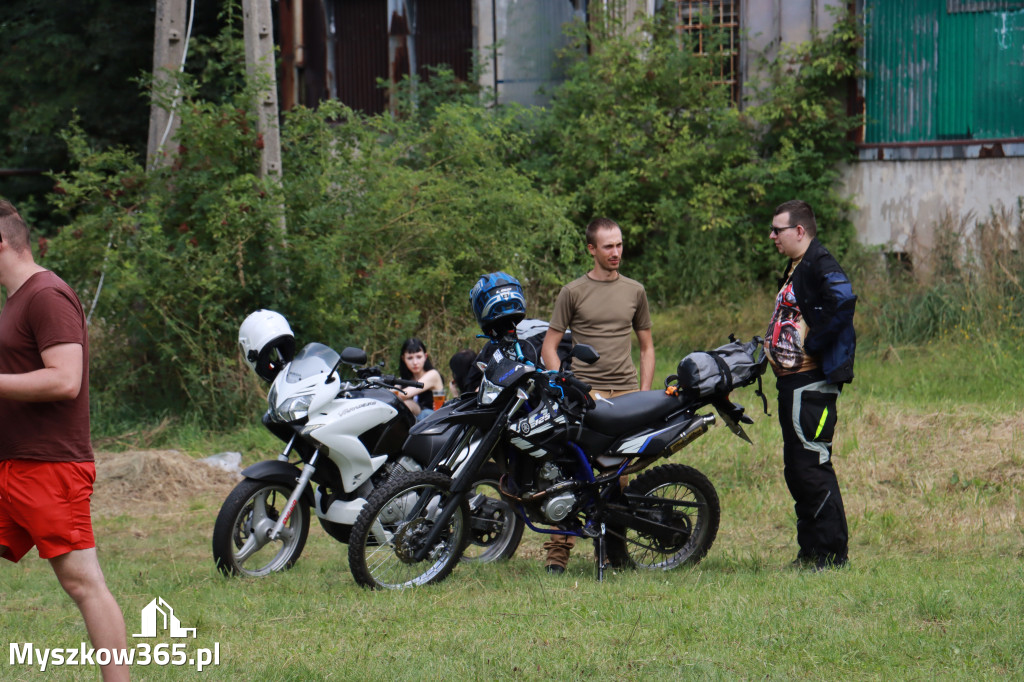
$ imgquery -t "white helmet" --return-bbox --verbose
[238,309,296,382]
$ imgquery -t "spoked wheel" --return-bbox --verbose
[348,471,469,589]
[212,479,310,577]
[461,465,524,563]
[605,463,720,571]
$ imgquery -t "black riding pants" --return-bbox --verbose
[776,371,849,563]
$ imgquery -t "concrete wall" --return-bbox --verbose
[472,0,656,108]
[840,159,1024,255]
[740,0,842,104]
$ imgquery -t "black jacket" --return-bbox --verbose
[782,237,857,385]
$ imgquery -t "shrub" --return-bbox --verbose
[39,5,869,431]
[44,58,580,430]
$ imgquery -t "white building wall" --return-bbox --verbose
[840,159,1024,254]
[740,0,841,104]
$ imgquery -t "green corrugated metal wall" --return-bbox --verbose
[863,1,1024,143]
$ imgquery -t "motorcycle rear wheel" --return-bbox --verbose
[348,471,468,589]
[212,479,310,577]
[605,463,720,571]
[461,464,524,563]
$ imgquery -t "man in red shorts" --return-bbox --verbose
[0,201,128,681]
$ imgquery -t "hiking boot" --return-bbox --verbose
[545,564,565,575]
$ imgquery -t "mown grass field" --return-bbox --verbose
[3,295,1023,680]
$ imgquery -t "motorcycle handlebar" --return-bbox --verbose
[364,375,422,390]
[564,375,591,396]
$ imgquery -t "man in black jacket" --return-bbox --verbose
[765,200,856,571]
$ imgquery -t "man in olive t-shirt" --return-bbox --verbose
[538,217,655,573]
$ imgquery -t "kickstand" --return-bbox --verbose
[595,523,607,582]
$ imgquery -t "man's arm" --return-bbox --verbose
[0,343,83,402]
[804,269,857,357]
[636,327,655,391]
[540,328,566,372]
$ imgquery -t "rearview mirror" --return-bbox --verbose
[341,347,368,366]
[570,344,599,365]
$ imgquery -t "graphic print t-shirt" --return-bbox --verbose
[765,264,819,377]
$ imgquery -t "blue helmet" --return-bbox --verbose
[470,272,527,334]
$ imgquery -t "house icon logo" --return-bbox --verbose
[133,597,197,639]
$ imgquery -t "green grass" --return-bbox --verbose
[4,305,1024,679]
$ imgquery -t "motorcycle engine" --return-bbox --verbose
[536,462,577,524]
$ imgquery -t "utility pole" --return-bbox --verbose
[243,0,286,234]
[148,0,188,168]
[243,0,284,182]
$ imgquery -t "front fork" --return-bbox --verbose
[269,441,319,541]
[411,390,529,561]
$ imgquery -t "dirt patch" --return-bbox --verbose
[92,450,240,518]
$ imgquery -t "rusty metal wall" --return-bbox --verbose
[414,1,473,85]
[334,0,390,114]
[328,0,472,115]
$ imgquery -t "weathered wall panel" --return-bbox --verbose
[740,0,844,105]
[475,0,583,107]
[841,158,1024,253]
[335,0,390,113]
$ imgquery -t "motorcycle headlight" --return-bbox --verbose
[478,376,503,405]
[270,393,313,422]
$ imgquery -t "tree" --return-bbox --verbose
[0,0,221,229]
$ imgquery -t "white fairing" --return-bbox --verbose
[314,493,368,524]
[303,398,398,492]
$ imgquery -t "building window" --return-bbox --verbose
[671,0,740,101]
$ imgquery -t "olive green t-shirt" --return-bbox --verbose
[549,274,652,391]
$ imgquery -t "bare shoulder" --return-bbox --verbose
[423,368,444,389]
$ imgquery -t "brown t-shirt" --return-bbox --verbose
[0,271,93,462]
[549,274,652,391]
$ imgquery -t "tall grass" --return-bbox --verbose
[852,203,1024,349]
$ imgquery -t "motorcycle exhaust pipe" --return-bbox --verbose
[665,414,716,456]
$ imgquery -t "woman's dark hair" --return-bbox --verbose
[448,348,478,396]
[398,337,436,380]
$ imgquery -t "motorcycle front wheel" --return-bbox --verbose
[212,479,310,577]
[348,471,468,589]
[461,464,525,563]
[605,463,720,571]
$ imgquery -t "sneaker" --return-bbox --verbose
[545,564,565,575]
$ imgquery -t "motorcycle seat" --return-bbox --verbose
[583,390,682,437]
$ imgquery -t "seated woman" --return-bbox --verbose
[396,337,445,421]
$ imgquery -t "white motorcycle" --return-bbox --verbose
[212,310,523,577]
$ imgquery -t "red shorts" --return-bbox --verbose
[0,459,96,562]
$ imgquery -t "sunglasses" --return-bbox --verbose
[769,224,799,236]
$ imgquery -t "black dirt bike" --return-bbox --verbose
[346,328,760,589]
